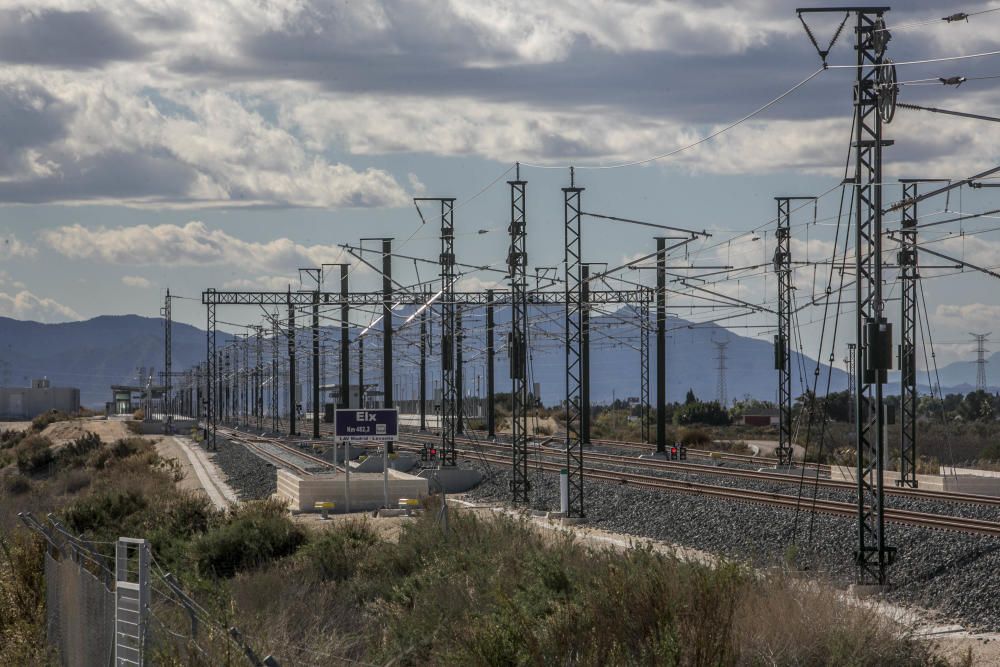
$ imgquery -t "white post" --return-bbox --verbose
[382,442,389,509]
[559,469,569,515]
[345,439,351,513]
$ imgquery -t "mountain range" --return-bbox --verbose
[0,314,992,409]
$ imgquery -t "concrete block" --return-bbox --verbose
[831,465,1000,497]
[276,468,429,513]
[418,467,483,493]
[350,453,418,473]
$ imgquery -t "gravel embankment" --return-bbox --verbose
[465,460,1000,631]
[210,436,277,499]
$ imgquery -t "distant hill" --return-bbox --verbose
[928,353,1000,393]
[0,313,855,409]
[0,315,212,408]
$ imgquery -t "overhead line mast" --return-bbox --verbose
[798,5,896,585]
[774,197,814,467]
[508,165,531,504]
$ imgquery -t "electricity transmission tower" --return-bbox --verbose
[972,332,991,391]
[712,338,729,408]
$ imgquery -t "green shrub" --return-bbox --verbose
[679,427,711,447]
[673,401,730,426]
[300,520,379,582]
[58,432,103,467]
[0,429,25,450]
[14,436,54,474]
[30,410,69,432]
[87,437,152,469]
[193,500,305,577]
[59,469,92,494]
[62,490,149,535]
[3,473,31,495]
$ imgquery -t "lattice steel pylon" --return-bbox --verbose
[205,295,217,450]
[713,338,730,408]
[417,197,458,466]
[897,180,920,487]
[972,332,991,392]
[774,197,811,466]
[563,168,585,518]
[801,5,897,585]
[162,289,173,435]
[271,313,279,432]
[254,325,263,432]
[639,297,650,444]
[508,167,530,503]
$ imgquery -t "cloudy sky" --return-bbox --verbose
[1,0,999,369]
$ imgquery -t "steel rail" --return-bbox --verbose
[401,431,1000,509]
[217,427,338,475]
[397,442,1000,539]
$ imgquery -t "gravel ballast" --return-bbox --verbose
[210,436,277,500]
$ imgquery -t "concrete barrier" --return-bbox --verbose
[276,468,429,513]
[831,465,1000,497]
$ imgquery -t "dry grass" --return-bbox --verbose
[1,429,968,667]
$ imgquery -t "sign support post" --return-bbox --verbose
[335,408,399,513]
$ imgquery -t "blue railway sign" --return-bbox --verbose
[335,409,398,441]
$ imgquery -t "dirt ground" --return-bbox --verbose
[497,415,558,437]
[39,418,133,450]
[0,421,32,432]
[154,437,210,496]
[292,510,413,542]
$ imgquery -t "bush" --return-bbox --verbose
[2,473,32,495]
[0,429,25,450]
[30,410,69,432]
[133,408,145,421]
[87,437,152,469]
[62,490,150,535]
[193,500,305,577]
[673,401,730,426]
[299,519,379,582]
[58,469,92,494]
[14,436,54,474]
[59,432,102,464]
[679,427,711,447]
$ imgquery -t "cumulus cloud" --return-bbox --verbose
[0,233,37,259]
[42,221,356,275]
[0,0,996,200]
[0,289,81,322]
[934,302,1000,327]
[0,8,146,68]
[0,79,410,207]
[121,275,152,288]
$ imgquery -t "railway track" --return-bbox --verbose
[217,427,338,476]
[400,431,1000,508]
[391,424,831,472]
[393,442,1000,539]
[210,423,1000,538]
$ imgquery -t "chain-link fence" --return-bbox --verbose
[19,512,282,667]
[21,513,116,667]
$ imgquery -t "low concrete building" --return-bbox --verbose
[0,378,80,419]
